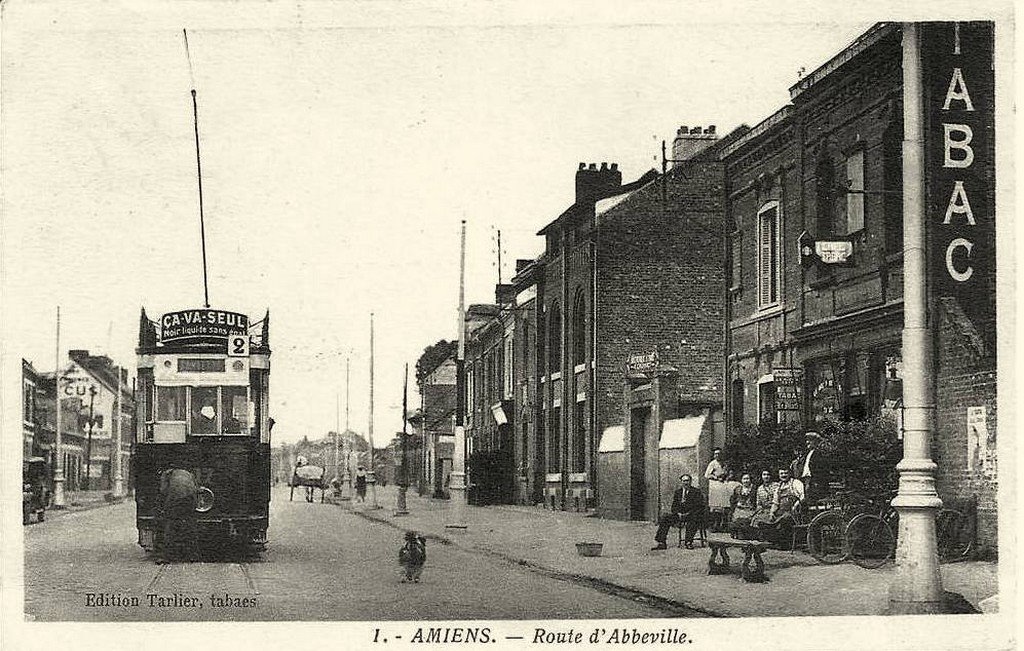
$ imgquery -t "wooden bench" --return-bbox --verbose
[705,533,771,583]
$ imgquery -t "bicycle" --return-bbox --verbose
[844,491,898,569]
[935,505,974,562]
[805,490,876,565]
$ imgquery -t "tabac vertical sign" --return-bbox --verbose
[923,22,995,322]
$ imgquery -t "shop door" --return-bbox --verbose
[630,407,649,520]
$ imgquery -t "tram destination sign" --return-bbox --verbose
[160,309,249,344]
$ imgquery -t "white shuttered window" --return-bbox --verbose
[845,150,865,234]
[757,201,781,309]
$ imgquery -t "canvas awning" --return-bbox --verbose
[659,414,705,449]
[598,425,625,453]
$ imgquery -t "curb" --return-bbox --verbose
[332,499,721,618]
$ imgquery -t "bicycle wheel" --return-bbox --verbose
[807,509,848,564]
[846,514,895,569]
[936,508,973,562]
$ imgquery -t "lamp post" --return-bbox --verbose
[111,364,125,498]
[52,307,66,508]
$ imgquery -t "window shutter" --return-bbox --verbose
[759,211,772,306]
[846,150,865,233]
[731,234,742,288]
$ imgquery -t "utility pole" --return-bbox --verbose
[84,385,97,491]
[52,306,66,508]
[344,356,351,497]
[448,220,469,528]
[888,21,945,614]
[396,363,410,515]
[111,363,125,498]
[368,313,379,509]
[334,393,341,491]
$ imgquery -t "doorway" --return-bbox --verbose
[630,407,650,520]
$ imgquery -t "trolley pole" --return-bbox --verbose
[396,363,410,515]
[888,21,945,614]
[368,313,379,509]
[52,306,66,508]
[111,364,125,498]
[447,220,468,528]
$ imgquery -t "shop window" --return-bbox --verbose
[572,401,586,473]
[156,386,187,421]
[731,378,745,427]
[757,202,781,309]
[572,289,586,366]
[758,381,777,424]
[548,408,561,472]
[548,303,562,373]
[844,150,865,234]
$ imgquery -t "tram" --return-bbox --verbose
[132,307,272,553]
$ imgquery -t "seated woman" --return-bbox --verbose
[755,468,805,547]
[727,473,757,536]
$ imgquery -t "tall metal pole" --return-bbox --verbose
[52,306,66,508]
[334,393,340,484]
[85,386,96,491]
[449,220,469,523]
[396,363,410,514]
[888,21,945,614]
[345,356,351,494]
[111,363,125,498]
[368,313,379,508]
[183,30,210,309]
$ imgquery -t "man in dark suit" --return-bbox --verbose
[652,474,704,550]
[797,431,830,503]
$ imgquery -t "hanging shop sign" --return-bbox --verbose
[797,231,854,266]
[923,22,994,322]
[160,308,249,344]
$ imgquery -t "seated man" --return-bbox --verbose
[756,468,805,547]
[652,474,704,550]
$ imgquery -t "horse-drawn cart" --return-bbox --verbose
[290,464,327,503]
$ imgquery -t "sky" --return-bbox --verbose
[2,1,928,446]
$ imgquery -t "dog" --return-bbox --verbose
[398,531,427,583]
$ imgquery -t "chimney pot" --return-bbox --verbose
[692,126,703,135]
[678,126,688,135]
[579,162,586,170]
[588,163,597,170]
[707,125,716,134]
[610,163,618,171]
[600,162,608,171]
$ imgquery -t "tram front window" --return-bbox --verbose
[191,386,219,435]
[157,386,187,421]
[221,386,248,434]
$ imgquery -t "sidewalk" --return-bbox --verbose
[44,490,129,518]
[331,485,998,618]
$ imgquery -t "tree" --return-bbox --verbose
[416,339,457,388]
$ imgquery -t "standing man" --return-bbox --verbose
[652,474,704,550]
[798,431,829,503]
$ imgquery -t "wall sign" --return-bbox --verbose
[924,22,994,323]
[772,368,804,413]
[626,351,659,376]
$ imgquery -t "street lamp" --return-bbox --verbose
[83,385,98,491]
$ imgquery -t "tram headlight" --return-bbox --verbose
[195,486,215,513]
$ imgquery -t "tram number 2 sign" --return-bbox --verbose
[228,335,250,357]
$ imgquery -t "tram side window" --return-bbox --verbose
[191,386,219,435]
[221,386,249,434]
[156,386,187,421]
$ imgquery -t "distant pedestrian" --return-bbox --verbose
[398,530,427,583]
[355,466,368,502]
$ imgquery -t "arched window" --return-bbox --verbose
[548,302,562,373]
[572,289,587,367]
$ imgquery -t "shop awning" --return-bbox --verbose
[659,414,705,450]
[598,425,625,453]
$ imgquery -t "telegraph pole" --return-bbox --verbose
[888,21,945,614]
[368,313,379,509]
[448,220,469,528]
[52,307,66,508]
[111,363,125,498]
[396,363,410,515]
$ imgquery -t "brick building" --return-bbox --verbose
[502,130,734,520]
[417,353,457,498]
[723,22,996,552]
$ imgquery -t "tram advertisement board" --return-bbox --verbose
[160,308,249,343]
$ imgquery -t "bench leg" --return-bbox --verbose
[708,546,731,575]
[741,549,769,583]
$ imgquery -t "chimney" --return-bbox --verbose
[671,124,719,166]
[575,161,623,204]
[495,283,516,306]
[515,258,533,273]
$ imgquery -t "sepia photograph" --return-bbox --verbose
[0,1,1015,649]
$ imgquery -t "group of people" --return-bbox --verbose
[652,431,829,550]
